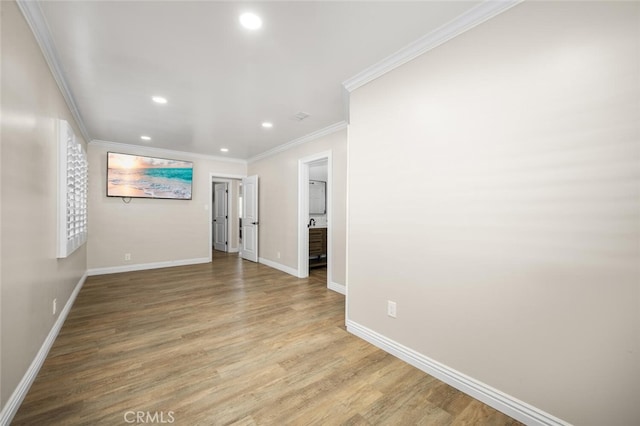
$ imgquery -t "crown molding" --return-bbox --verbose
[89,139,247,164]
[16,0,91,143]
[248,121,347,164]
[342,0,524,92]
[17,0,519,160]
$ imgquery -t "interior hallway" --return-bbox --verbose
[14,253,521,425]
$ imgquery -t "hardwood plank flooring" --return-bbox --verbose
[13,252,522,426]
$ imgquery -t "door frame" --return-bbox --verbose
[209,172,245,263]
[297,151,332,290]
[213,182,229,253]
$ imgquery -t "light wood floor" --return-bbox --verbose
[14,252,522,426]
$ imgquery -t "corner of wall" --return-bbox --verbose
[0,0,4,407]
[0,274,88,425]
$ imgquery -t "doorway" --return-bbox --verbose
[212,182,229,252]
[298,151,332,291]
[209,174,244,263]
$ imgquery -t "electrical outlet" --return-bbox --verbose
[124,253,131,261]
[277,251,281,259]
[53,298,57,315]
[387,301,397,318]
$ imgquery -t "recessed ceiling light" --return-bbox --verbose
[220,148,229,152]
[152,96,167,104]
[140,135,151,141]
[239,13,262,30]
[262,122,273,128]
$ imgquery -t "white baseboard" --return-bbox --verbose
[328,281,346,295]
[87,257,210,276]
[228,247,239,254]
[257,259,345,296]
[346,320,569,426]
[0,272,88,426]
[258,257,299,277]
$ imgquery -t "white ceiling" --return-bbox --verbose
[35,1,481,160]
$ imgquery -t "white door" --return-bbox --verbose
[213,183,228,252]
[241,175,259,262]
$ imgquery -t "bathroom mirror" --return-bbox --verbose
[309,180,326,214]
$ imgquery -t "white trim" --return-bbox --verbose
[258,257,299,277]
[342,0,523,92]
[342,86,351,125]
[345,125,351,325]
[346,320,569,426]
[297,160,310,278]
[209,172,246,261]
[87,257,209,276]
[328,282,345,295]
[0,272,88,425]
[249,121,347,164]
[206,173,246,180]
[297,152,333,293]
[15,0,91,143]
[209,175,244,260]
[91,139,247,164]
[56,120,88,259]
[325,156,333,292]
[212,182,229,253]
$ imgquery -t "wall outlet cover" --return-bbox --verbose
[387,301,397,318]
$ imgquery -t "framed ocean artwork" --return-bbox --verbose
[107,152,193,200]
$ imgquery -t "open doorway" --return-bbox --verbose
[298,151,333,292]
[308,161,328,272]
[212,181,229,253]
[209,174,244,262]
[238,182,243,249]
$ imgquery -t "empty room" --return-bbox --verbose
[1,1,638,425]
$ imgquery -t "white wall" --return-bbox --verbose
[0,0,4,407]
[309,162,328,181]
[248,129,347,286]
[347,2,639,425]
[1,0,87,410]
[88,141,246,271]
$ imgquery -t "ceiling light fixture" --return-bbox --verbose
[239,13,262,30]
[152,96,167,104]
[220,148,229,152]
[261,122,273,128]
[140,135,151,141]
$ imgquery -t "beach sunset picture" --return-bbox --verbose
[107,152,193,199]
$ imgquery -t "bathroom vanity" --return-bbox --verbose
[309,227,327,268]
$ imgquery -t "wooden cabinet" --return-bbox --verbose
[309,227,327,268]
